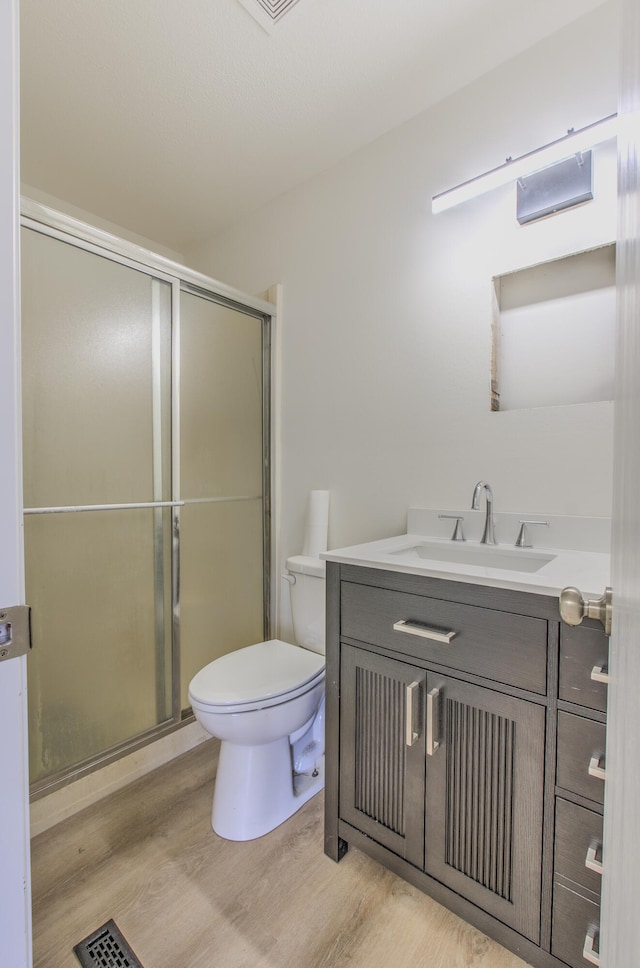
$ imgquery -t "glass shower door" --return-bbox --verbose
[22,227,174,787]
[178,290,267,708]
[21,220,271,791]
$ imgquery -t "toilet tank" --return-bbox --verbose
[286,555,326,655]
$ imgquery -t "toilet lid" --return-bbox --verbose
[188,639,324,707]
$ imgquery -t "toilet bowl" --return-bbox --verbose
[188,555,326,841]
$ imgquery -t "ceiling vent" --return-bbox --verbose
[237,0,304,32]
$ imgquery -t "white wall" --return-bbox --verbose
[496,244,616,410]
[185,4,619,637]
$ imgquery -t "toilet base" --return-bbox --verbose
[211,736,324,841]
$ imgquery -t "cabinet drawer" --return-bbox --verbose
[555,798,603,898]
[559,625,608,713]
[552,883,600,968]
[556,712,606,805]
[340,581,547,693]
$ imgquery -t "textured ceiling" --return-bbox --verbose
[20,0,608,252]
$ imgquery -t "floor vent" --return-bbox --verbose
[73,919,144,968]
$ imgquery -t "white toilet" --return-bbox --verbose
[188,554,326,841]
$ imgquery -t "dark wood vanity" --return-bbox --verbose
[324,562,607,968]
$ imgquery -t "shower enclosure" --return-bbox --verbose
[21,204,272,795]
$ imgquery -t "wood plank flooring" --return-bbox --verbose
[31,740,530,968]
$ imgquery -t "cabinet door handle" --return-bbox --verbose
[585,844,604,875]
[405,681,421,747]
[591,664,610,684]
[426,687,440,756]
[582,930,600,966]
[393,620,456,644]
[588,754,607,782]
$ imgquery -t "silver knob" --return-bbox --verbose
[559,586,612,636]
[515,519,549,548]
[438,514,465,541]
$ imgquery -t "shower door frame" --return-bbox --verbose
[21,198,275,797]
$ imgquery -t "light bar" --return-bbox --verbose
[432,114,618,214]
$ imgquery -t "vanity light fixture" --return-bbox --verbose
[515,150,593,224]
[431,114,618,214]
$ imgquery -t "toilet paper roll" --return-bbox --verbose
[302,490,330,557]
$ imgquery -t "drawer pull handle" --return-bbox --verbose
[583,930,600,966]
[393,620,456,644]
[426,687,440,756]
[585,844,604,875]
[405,681,421,747]
[588,754,607,782]
[591,664,610,685]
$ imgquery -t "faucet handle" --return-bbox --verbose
[438,514,466,542]
[516,520,549,548]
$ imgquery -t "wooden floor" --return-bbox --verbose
[31,740,530,968]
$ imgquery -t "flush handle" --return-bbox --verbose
[559,586,612,636]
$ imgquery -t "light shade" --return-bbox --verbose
[432,114,618,214]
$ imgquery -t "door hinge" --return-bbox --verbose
[0,605,32,662]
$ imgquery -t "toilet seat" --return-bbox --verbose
[188,639,324,714]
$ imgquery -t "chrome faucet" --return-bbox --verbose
[471,481,497,545]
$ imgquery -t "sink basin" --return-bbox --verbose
[389,541,555,573]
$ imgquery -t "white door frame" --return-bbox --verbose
[0,0,32,966]
[600,1,640,964]
[1,4,637,968]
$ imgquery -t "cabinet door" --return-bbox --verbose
[425,675,545,943]
[340,644,425,867]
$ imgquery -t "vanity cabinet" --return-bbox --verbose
[551,624,608,968]
[552,800,602,968]
[424,673,545,942]
[339,643,545,941]
[325,562,609,968]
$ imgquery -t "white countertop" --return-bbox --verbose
[322,532,611,599]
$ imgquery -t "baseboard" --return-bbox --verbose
[30,721,211,838]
